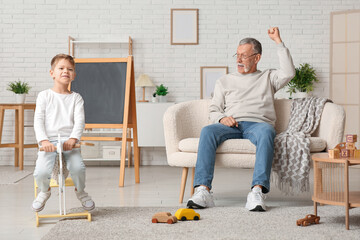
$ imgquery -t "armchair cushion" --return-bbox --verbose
[179,137,326,154]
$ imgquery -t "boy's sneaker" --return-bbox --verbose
[245,186,266,211]
[75,190,95,211]
[32,190,51,212]
[187,186,215,209]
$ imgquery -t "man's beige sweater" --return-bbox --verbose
[209,42,295,127]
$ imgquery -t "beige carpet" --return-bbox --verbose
[0,167,32,184]
[42,205,360,240]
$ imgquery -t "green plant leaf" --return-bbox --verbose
[7,80,31,94]
[287,63,318,94]
[155,84,168,96]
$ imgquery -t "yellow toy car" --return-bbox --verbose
[175,208,200,221]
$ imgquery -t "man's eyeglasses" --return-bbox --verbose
[233,53,259,61]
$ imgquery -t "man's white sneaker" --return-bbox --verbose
[187,186,215,209]
[245,186,267,211]
[32,190,51,212]
[75,191,95,211]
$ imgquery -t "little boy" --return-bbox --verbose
[32,54,95,212]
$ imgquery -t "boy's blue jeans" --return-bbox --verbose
[194,121,276,193]
[33,140,86,193]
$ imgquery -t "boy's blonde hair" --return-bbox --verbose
[51,54,75,70]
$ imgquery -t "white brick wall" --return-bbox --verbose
[1,0,360,166]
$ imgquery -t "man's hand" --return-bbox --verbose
[63,138,77,151]
[268,27,282,44]
[219,116,238,127]
[40,140,56,152]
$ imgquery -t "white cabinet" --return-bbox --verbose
[136,102,175,147]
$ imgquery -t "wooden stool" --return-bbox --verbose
[0,103,37,170]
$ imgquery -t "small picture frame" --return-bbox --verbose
[200,66,228,99]
[171,9,199,45]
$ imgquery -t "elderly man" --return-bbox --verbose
[187,27,295,211]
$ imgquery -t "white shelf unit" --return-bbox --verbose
[136,102,175,147]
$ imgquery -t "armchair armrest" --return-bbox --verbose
[163,99,210,158]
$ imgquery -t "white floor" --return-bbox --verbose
[1,164,360,240]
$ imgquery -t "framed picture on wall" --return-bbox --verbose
[200,66,228,99]
[171,9,199,45]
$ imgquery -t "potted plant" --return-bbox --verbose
[287,63,319,98]
[155,84,169,102]
[7,80,31,103]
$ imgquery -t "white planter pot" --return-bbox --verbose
[294,92,309,99]
[15,94,26,103]
[151,96,158,102]
[158,95,167,102]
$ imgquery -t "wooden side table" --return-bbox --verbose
[0,103,38,170]
[312,152,360,230]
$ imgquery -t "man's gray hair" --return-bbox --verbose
[239,38,262,55]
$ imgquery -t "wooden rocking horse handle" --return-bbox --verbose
[39,142,94,151]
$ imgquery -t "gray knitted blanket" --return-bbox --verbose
[272,97,329,194]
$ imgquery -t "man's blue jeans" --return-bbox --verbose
[194,121,276,193]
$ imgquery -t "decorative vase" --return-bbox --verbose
[15,94,26,103]
[158,95,167,103]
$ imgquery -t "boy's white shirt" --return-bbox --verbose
[34,89,85,144]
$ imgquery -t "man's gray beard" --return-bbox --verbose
[244,65,250,72]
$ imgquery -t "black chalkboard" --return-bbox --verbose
[71,61,127,124]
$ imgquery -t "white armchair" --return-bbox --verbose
[163,99,345,203]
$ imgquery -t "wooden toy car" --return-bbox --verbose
[152,212,177,224]
[175,208,200,221]
[296,214,320,226]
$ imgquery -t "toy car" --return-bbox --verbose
[152,212,177,224]
[175,208,200,221]
[296,214,320,226]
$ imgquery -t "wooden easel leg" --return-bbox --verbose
[119,125,129,187]
[118,55,140,186]
[119,141,127,187]
[129,58,140,184]
[133,132,140,184]
[119,56,133,187]
[127,129,132,167]
[179,167,188,203]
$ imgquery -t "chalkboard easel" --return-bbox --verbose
[70,56,139,187]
